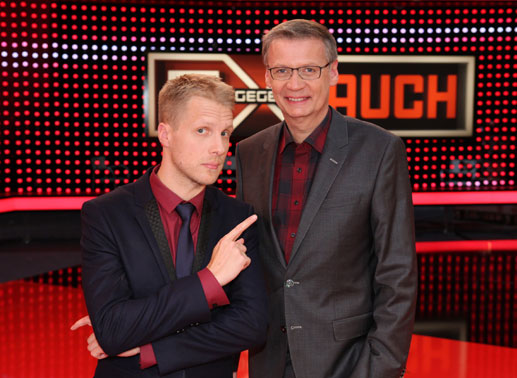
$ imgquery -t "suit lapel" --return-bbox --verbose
[262,124,289,269]
[133,170,175,282]
[144,197,177,281]
[256,127,278,224]
[289,110,350,262]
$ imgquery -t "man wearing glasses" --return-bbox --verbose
[236,19,417,378]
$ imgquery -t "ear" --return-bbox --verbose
[329,60,339,86]
[157,123,171,147]
[265,69,272,89]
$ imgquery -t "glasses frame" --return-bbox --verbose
[267,62,331,81]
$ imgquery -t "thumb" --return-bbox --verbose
[70,315,92,330]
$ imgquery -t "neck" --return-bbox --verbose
[285,110,328,144]
[156,162,204,201]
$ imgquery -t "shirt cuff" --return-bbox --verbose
[139,343,157,369]
[198,267,230,309]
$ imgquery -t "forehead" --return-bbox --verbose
[183,96,233,124]
[267,37,327,66]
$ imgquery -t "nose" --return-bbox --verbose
[210,134,227,156]
[285,69,305,90]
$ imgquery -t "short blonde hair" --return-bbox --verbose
[262,19,338,66]
[158,74,235,125]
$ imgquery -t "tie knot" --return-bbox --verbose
[176,202,195,222]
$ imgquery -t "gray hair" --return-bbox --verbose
[262,19,338,66]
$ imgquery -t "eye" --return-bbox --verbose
[302,66,317,74]
[221,129,232,138]
[196,128,207,134]
[273,67,289,74]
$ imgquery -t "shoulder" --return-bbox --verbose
[237,122,282,151]
[340,112,399,140]
[332,110,404,150]
[82,173,148,212]
[206,186,252,214]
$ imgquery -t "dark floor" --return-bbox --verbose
[1,204,516,289]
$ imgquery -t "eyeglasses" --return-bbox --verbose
[268,62,331,81]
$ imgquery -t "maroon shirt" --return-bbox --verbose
[140,166,229,369]
[272,108,331,263]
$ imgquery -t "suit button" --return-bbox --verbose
[280,326,286,333]
[285,279,299,288]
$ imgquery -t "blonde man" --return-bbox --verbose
[73,74,268,378]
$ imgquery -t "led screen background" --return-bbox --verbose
[1,1,516,198]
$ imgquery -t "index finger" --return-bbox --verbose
[227,214,258,241]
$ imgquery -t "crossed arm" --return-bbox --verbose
[75,200,268,374]
[71,315,138,359]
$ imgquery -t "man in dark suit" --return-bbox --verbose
[72,74,268,378]
[236,19,417,378]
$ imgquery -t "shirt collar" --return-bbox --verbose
[150,165,205,215]
[279,107,332,154]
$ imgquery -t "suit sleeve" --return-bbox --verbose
[150,208,269,375]
[235,144,244,200]
[350,136,418,378]
[139,267,230,369]
[80,199,212,356]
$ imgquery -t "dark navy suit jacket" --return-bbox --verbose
[81,169,268,378]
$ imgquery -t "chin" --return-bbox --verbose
[200,175,219,186]
[284,104,309,113]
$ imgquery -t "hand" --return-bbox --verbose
[207,214,257,286]
[70,314,92,330]
[71,315,140,359]
[86,331,140,359]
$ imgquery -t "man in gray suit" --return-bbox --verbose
[236,19,417,378]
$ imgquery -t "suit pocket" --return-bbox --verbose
[333,312,373,341]
[321,193,362,209]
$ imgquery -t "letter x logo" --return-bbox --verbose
[146,53,283,137]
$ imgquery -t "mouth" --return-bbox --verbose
[203,162,223,170]
[286,96,309,102]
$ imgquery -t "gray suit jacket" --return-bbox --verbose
[236,108,417,378]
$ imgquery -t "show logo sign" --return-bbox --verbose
[146,53,474,139]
